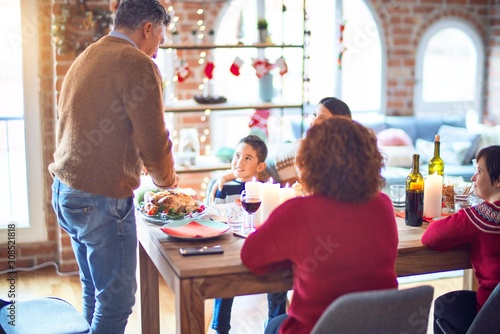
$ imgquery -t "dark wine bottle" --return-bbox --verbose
[428,134,444,176]
[405,154,424,226]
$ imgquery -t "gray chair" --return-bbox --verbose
[311,286,434,334]
[0,297,90,334]
[436,282,500,334]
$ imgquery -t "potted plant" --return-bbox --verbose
[207,29,215,44]
[172,29,180,44]
[257,18,268,43]
[257,18,268,30]
[191,29,198,44]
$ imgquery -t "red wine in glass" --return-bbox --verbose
[240,190,261,233]
[241,200,261,214]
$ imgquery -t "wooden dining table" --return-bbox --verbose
[136,215,472,334]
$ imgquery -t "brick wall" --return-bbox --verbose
[3,0,498,273]
[371,0,492,117]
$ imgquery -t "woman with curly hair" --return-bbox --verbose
[241,117,399,334]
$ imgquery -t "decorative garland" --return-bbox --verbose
[51,0,113,55]
[338,20,346,70]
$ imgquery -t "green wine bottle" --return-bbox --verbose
[405,154,424,227]
[428,134,444,176]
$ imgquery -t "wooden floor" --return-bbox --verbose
[0,266,463,333]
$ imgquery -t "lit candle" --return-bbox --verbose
[261,178,280,223]
[279,183,295,204]
[244,177,261,195]
[423,173,443,218]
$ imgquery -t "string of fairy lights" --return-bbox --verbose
[164,1,215,200]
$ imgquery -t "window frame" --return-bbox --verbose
[338,0,385,114]
[414,19,484,119]
[0,0,47,244]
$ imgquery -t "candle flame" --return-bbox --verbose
[268,177,274,184]
[285,183,289,188]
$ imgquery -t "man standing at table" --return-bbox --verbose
[49,1,178,333]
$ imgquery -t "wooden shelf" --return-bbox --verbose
[165,99,303,113]
[175,156,230,174]
[160,43,303,50]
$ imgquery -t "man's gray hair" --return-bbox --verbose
[114,0,171,31]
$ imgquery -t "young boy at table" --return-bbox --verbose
[211,135,287,334]
[241,118,399,334]
[213,135,267,204]
[422,145,500,334]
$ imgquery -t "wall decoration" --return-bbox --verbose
[51,0,113,55]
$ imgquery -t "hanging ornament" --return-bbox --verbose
[204,53,215,79]
[230,57,244,76]
[338,20,347,70]
[248,109,271,139]
[338,47,346,70]
[176,60,191,82]
[339,20,346,43]
[274,56,288,76]
[252,58,273,78]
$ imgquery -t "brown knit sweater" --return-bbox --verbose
[49,36,176,198]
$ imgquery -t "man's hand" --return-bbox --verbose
[169,174,180,189]
[153,173,179,190]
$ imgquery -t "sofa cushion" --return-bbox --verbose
[416,139,471,166]
[377,128,413,146]
[379,146,415,167]
[476,125,500,151]
[384,117,418,144]
[437,125,480,165]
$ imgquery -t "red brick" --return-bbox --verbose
[18,243,54,257]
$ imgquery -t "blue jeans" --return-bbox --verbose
[264,314,287,334]
[52,177,137,334]
[211,292,287,333]
[433,290,477,334]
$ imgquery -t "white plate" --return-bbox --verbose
[137,206,207,225]
[160,219,230,240]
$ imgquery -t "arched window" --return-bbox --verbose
[338,0,383,113]
[306,0,383,114]
[414,19,484,122]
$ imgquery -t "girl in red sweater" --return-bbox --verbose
[241,118,399,334]
[422,145,500,334]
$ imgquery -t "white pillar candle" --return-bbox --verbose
[245,177,261,195]
[423,173,443,218]
[261,180,280,223]
[279,184,295,204]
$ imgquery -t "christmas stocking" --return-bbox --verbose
[176,60,191,83]
[230,57,244,76]
[248,109,271,138]
[252,58,272,78]
[274,56,288,76]
[204,54,215,79]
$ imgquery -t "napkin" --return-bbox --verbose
[394,211,451,222]
[161,221,229,238]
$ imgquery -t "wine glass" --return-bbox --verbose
[240,189,262,233]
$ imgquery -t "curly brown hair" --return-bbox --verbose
[296,117,385,202]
